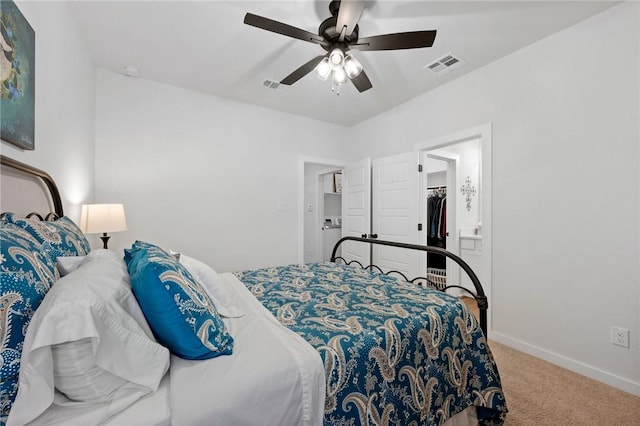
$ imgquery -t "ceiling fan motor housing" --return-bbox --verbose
[319,16,359,50]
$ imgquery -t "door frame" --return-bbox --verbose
[414,123,493,332]
[318,168,342,261]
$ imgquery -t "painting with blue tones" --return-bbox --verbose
[1,0,35,150]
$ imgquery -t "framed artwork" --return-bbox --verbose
[333,172,342,193]
[1,0,35,150]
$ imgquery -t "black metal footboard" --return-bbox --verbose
[331,236,488,336]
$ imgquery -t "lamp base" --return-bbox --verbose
[100,233,111,249]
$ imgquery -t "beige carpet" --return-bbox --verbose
[489,340,640,425]
[459,298,640,425]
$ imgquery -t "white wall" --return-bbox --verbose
[94,70,350,272]
[0,1,95,220]
[429,139,481,231]
[351,2,640,394]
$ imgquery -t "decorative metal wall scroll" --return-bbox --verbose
[460,176,476,211]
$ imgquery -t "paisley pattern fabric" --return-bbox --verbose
[126,242,234,360]
[0,222,58,424]
[236,262,507,426]
[124,240,171,264]
[4,213,90,259]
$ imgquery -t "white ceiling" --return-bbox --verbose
[67,1,618,127]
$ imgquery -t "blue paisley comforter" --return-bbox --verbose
[235,262,507,426]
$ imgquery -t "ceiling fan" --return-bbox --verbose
[244,0,437,94]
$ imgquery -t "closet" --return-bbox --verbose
[341,153,421,280]
[426,186,447,287]
[427,187,447,264]
[330,133,486,311]
[340,146,478,289]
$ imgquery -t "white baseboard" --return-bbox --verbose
[489,331,640,397]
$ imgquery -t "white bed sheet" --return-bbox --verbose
[102,374,171,426]
[44,268,476,426]
[168,272,326,426]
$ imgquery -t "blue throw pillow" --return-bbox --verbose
[0,222,58,421]
[4,213,91,259]
[124,240,170,265]
[126,246,233,360]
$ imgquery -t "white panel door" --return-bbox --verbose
[372,152,420,279]
[341,158,371,266]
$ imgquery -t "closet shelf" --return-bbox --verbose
[459,234,482,240]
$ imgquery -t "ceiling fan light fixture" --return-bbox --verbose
[244,1,437,95]
[332,67,348,86]
[329,48,345,70]
[343,54,363,79]
[315,57,331,81]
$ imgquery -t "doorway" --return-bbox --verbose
[415,124,493,330]
[424,151,459,289]
[301,158,346,264]
[320,170,343,261]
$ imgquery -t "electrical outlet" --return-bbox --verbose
[610,326,630,348]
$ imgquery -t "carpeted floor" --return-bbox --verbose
[461,297,640,425]
[489,340,640,425]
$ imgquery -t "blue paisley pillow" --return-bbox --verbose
[4,213,91,259]
[124,240,170,265]
[126,244,233,360]
[0,222,58,423]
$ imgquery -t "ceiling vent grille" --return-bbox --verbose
[261,79,286,92]
[424,53,466,75]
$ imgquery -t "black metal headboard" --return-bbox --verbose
[0,155,64,218]
[331,236,488,336]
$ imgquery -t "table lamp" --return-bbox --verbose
[80,203,127,249]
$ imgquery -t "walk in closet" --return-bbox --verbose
[427,186,447,285]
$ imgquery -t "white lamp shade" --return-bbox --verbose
[332,67,348,86]
[315,57,331,81]
[80,204,128,234]
[344,54,363,79]
[329,48,344,70]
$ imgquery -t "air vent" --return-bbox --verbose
[261,79,287,92]
[424,53,466,75]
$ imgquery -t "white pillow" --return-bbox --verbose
[55,255,85,276]
[178,253,244,318]
[52,338,127,403]
[7,250,170,426]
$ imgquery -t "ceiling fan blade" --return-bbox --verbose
[244,13,325,45]
[353,30,437,51]
[336,1,367,42]
[281,55,327,86]
[350,69,372,93]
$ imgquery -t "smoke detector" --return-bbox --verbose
[123,66,140,78]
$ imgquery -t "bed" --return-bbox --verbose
[0,154,507,425]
